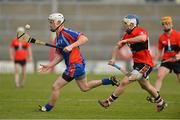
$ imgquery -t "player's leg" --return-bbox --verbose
[98,76,130,108]
[48,76,69,106]
[76,76,119,92]
[14,62,20,87]
[74,63,119,91]
[98,63,150,108]
[76,77,101,92]
[39,75,69,112]
[21,60,27,87]
[173,60,180,83]
[138,80,167,112]
[177,73,180,83]
[147,63,170,103]
[154,66,170,92]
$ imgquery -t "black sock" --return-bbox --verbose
[107,94,118,104]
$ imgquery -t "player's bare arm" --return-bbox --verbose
[120,34,147,44]
[156,49,163,61]
[109,44,123,65]
[9,47,14,61]
[27,47,33,62]
[39,52,63,72]
[63,35,88,52]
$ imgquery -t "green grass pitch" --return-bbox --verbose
[0,72,180,119]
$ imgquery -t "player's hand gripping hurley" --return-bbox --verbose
[154,56,180,69]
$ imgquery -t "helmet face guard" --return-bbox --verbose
[123,14,139,33]
[123,14,139,27]
[49,19,66,32]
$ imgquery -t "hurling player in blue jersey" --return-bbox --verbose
[38,13,119,112]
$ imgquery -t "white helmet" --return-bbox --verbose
[17,26,25,33]
[48,13,65,23]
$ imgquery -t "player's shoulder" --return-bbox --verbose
[64,27,79,34]
[136,26,147,32]
[158,32,166,40]
[172,29,180,35]
[133,26,148,35]
[11,37,18,43]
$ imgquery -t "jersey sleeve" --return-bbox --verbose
[117,34,126,45]
[135,29,148,40]
[10,38,15,48]
[26,42,30,48]
[67,29,82,41]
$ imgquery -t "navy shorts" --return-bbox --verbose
[161,60,180,74]
[14,60,26,66]
[62,63,86,82]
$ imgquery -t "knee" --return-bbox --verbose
[52,84,59,92]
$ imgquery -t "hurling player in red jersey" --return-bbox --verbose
[147,17,180,103]
[98,15,167,112]
[155,16,180,90]
[38,13,119,112]
[10,27,33,88]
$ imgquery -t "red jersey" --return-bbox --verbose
[118,26,154,67]
[158,29,180,60]
[10,37,30,60]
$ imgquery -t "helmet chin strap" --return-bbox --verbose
[51,25,61,32]
[50,19,66,32]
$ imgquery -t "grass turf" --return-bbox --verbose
[0,72,180,119]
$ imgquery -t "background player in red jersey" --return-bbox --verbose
[9,27,33,88]
[98,14,167,112]
[147,16,180,103]
[155,16,180,90]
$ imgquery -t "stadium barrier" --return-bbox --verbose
[0,60,128,74]
[0,61,34,73]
